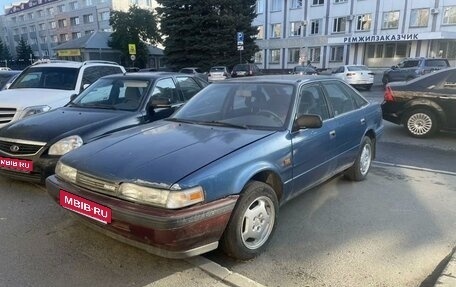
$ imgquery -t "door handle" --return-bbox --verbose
[329,130,336,138]
[360,118,366,125]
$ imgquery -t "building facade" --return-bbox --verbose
[0,0,156,60]
[253,0,456,71]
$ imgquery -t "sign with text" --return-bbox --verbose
[237,32,244,46]
[0,156,33,172]
[128,44,136,55]
[60,190,112,224]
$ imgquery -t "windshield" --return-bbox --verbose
[233,64,249,71]
[72,78,150,111]
[347,65,368,71]
[10,67,78,90]
[171,82,294,130]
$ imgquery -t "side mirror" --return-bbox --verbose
[82,84,90,90]
[293,114,323,131]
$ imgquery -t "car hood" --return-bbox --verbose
[0,88,74,109]
[0,107,134,143]
[62,121,275,186]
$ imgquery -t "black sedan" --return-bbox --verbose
[382,67,456,138]
[0,72,208,183]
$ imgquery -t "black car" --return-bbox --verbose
[382,67,456,138]
[0,72,208,183]
[231,63,261,77]
[382,57,450,85]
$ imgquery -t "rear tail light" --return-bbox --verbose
[346,72,356,77]
[249,70,253,75]
[368,72,375,75]
[223,72,227,76]
[384,86,395,102]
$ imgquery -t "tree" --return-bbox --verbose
[16,37,33,62]
[156,0,258,71]
[0,39,12,62]
[109,5,161,68]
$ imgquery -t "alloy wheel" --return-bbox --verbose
[241,196,275,250]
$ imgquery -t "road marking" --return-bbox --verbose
[373,161,456,176]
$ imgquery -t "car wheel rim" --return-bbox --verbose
[359,143,372,176]
[241,196,275,250]
[407,113,432,136]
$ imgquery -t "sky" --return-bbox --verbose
[0,0,15,15]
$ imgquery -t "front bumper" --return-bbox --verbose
[46,175,238,259]
[0,154,57,183]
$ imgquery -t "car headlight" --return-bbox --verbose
[119,183,204,209]
[55,161,77,183]
[49,135,83,155]
[19,105,51,119]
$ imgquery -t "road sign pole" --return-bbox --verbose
[240,50,242,64]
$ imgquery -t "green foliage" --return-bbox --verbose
[108,5,161,68]
[156,0,259,71]
[0,39,12,61]
[16,37,33,61]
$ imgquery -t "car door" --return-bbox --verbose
[432,71,456,129]
[321,80,369,169]
[290,83,337,197]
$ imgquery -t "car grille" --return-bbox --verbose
[0,108,16,125]
[0,138,45,156]
[76,171,118,195]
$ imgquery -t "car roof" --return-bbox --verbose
[101,72,196,80]
[221,74,334,85]
[29,60,122,69]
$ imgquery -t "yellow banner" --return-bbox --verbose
[57,49,81,57]
[128,44,136,55]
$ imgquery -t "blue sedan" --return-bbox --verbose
[46,75,384,260]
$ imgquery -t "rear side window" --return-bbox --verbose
[322,81,358,116]
[424,59,449,67]
[151,78,181,104]
[81,66,123,91]
[401,60,420,68]
[176,76,203,101]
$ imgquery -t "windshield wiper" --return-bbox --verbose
[165,118,197,124]
[82,103,117,110]
[200,120,248,129]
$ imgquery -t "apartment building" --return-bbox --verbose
[0,0,156,59]
[253,0,456,71]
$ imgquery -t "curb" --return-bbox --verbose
[433,248,456,286]
[185,256,266,287]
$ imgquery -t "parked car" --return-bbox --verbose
[46,75,383,260]
[179,67,208,81]
[382,57,450,85]
[292,65,319,75]
[0,70,21,90]
[0,60,125,128]
[382,67,456,138]
[208,66,230,82]
[332,65,374,90]
[125,67,140,72]
[231,63,261,77]
[0,72,208,183]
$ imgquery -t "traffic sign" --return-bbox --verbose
[128,44,136,55]
[130,54,136,61]
[237,32,244,46]
[237,45,244,51]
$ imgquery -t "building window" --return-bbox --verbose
[312,0,324,5]
[100,11,110,21]
[70,17,80,26]
[86,0,93,5]
[72,32,82,39]
[443,6,456,25]
[271,23,281,38]
[28,12,33,20]
[256,0,264,13]
[410,8,429,27]
[288,48,300,63]
[47,7,54,16]
[58,19,67,28]
[36,10,43,18]
[83,14,94,23]
[270,49,281,63]
[38,23,46,31]
[51,35,58,43]
[50,21,56,29]
[333,17,346,33]
[310,19,321,34]
[59,34,69,42]
[356,14,372,31]
[291,0,302,9]
[382,11,400,29]
[29,26,36,32]
[334,0,347,3]
[21,27,27,33]
[256,25,264,39]
[40,36,46,43]
[19,15,24,22]
[309,47,321,62]
[289,21,302,36]
[254,51,263,63]
[271,0,282,11]
[69,1,79,10]
[57,4,66,13]
[329,46,344,62]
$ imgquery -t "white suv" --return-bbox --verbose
[0,60,125,127]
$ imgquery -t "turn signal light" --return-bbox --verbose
[384,86,395,102]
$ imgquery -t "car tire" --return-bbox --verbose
[404,108,438,138]
[220,181,278,260]
[344,136,373,181]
